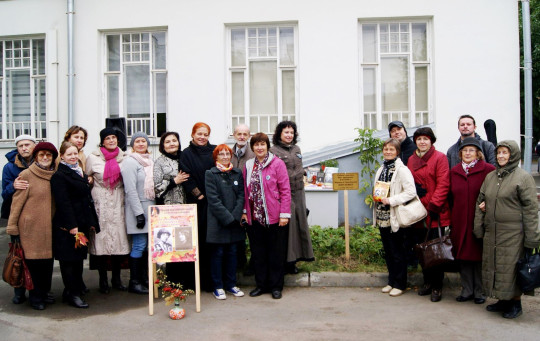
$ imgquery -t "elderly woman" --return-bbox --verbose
[205,144,245,300]
[86,128,130,294]
[373,138,416,297]
[407,127,450,302]
[180,122,216,291]
[153,131,189,205]
[7,142,58,310]
[51,141,100,308]
[121,132,155,295]
[474,140,540,319]
[449,137,495,305]
[242,133,291,299]
[270,121,314,274]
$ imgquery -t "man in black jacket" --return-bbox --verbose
[388,121,416,165]
[446,115,495,169]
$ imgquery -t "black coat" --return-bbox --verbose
[399,137,416,166]
[180,141,216,202]
[51,163,100,261]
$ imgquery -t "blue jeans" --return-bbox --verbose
[209,243,238,290]
[130,233,148,258]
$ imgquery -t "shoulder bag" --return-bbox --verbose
[517,248,540,293]
[414,222,454,270]
[395,195,427,227]
[2,241,24,288]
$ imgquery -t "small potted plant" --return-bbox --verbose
[155,268,194,320]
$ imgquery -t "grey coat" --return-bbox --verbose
[205,167,245,244]
[473,140,540,299]
[447,133,496,169]
[231,143,255,172]
[121,156,156,234]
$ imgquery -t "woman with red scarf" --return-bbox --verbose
[86,128,130,294]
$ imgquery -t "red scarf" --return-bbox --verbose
[101,147,121,189]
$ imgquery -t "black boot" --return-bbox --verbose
[111,256,127,291]
[502,300,522,319]
[98,268,110,294]
[128,257,148,295]
[141,250,149,287]
[486,300,509,312]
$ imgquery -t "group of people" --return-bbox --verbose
[1,120,315,310]
[375,115,539,319]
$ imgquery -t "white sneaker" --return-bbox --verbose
[381,285,392,293]
[389,288,403,297]
[227,286,245,297]
[213,289,227,300]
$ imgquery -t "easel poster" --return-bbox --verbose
[148,204,201,315]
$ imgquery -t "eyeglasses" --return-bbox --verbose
[218,152,231,157]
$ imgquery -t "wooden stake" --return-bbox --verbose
[344,189,350,261]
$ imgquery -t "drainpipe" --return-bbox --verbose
[67,0,74,126]
[521,0,533,173]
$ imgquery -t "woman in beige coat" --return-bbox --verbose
[7,142,58,310]
[86,128,130,294]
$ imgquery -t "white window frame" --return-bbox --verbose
[359,19,433,130]
[226,24,299,135]
[102,30,167,138]
[0,36,47,141]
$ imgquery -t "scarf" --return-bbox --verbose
[461,159,478,175]
[216,161,233,172]
[61,160,83,177]
[378,158,397,182]
[19,155,33,168]
[130,152,155,199]
[250,154,269,225]
[101,147,121,189]
[375,158,396,228]
[35,161,55,171]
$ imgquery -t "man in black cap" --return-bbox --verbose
[388,121,416,165]
[446,115,495,169]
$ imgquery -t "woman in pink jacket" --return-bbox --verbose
[242,133,291,300]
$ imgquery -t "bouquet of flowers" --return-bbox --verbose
[155,268,194,305]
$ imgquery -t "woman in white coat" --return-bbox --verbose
[121,132,155,294]
[373,138,417,297]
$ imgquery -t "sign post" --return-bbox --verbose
[332,173,359,261]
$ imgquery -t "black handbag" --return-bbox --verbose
[414,222,454,270]
[517,248,540,292]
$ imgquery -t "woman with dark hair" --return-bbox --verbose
[407,127,450,302]
[373,138,416,297]
[449,137,495,305]
[153,132,189,205]
[270,121,314,274]
[121,132,156,295]
[7,142,58,310]
[474,140,540,319]
[242,133,291,299]
[180,122,216,290]
[86,128,130,294]
[51,141,100,308]
[60,126,89,170]
[205,144,245,300]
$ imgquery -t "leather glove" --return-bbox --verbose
[415,183,427,198]
[10,235,21,243]
[428,210,439,221]
[225,220,240,229]
[136,214,146,229]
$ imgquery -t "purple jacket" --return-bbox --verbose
[243,153,291,225]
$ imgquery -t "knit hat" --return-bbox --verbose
[388,121,407,134]
[32,142,58,160]
[130,131,150,148]
[413,127,437,144]
[459,137,481,151]
[14,134,36,146]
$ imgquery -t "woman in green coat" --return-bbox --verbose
[473,140,540,319]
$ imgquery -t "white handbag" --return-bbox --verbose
[395,195,427,227]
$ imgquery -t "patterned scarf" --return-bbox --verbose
[101,147,121,189]
[461,159,478,175]
[61,160,83,177]
[130,152,155,199]
[250,154,269,225]
[216,161,233,172]
[375,158,397,228]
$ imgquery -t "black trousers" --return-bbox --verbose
[250,221,289,291]
[25,258,54,304]
[379,227,408,290]
[60,260,84,296]
[421,228,445,289]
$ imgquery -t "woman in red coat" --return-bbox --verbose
[407,127,450,302]
[449,137,495,304]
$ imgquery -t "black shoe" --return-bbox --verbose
[12,295,27,304]
[111,278,127,291]
[486,300,509,312]
[271,290,282,299]
[249,288,264,297]
[474,298,486,304]
[99,278,111,294]
[455,295,473,302]
[31,301,46,310]
[430,289,442,302]
[502,300,522,319]
[67,295,89,309]
[417,284,432,296]
[128,280,149,295]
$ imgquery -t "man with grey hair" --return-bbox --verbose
[231,124,254,171]
[1,134,36,304]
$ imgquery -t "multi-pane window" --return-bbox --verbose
[104,31,167,137]
[228,25,297,134]
[0,38,46,140]
[360,22,431,130]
